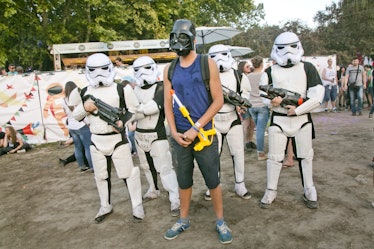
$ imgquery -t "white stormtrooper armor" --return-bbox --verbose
[132,56,180,214]
[73,53,144,223]
[260,32,325,209]
[207,45,252,199]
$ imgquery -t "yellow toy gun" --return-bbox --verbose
[170,90,216,151]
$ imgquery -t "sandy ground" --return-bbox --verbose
[0,109,373,249]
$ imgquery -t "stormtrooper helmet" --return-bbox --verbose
[133,56,160,87]
[169,19,196,57]
[271,32,304,67]
[85,53,116,87]
[208,44,234,72]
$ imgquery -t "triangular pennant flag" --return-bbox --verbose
[15,112,20,116]
[18,107,24,112]
[35,75,41,80]
[11,116,16,121]
[31,87,36,91]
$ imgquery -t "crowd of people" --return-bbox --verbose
[2,18,374,244]
[0,63,26,76]
[57,19,326,245]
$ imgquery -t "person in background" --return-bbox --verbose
[237,60,257,151]
[0,125,31,156]
[62,81,93,173]
[0,67,7,76]
[163,19,232,244]
[368,67,374,119]
[0,131,5,147]
[247,55,270,161]
[364,65,372,109]
[322,58,338,112]
[337,65,347,110]
[16,66,24,74]
[344,57,366,116]
[115,57,127,68]
[7,64,18,76]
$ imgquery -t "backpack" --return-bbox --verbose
[167,54,243,101]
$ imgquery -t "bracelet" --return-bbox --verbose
[195,121,201,128]
[192,125,199,132]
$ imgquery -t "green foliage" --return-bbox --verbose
[314,0,374,65]
[1,0,372,71]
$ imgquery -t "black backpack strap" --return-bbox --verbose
[116,83,127,110]
[233,68,243,94]
[79,86,88,101]
[200,54,212,103]
[265,66,273,85]
[200,54,210,91]
[167,58,179,84]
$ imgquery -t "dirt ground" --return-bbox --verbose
[1,109,373,249]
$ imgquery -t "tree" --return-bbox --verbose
[0,0,259,71]
[314,0,374,65]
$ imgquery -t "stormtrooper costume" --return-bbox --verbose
[259,32,325,209]
[207,44,251,199]
[70,53,144,223]
[132,56,180,215]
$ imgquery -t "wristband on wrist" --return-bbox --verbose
[192,125,199,132]
[195,121,201,128]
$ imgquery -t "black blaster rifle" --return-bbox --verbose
[222,85,252,111]
[259,85,306,107]
[83,94,133,132]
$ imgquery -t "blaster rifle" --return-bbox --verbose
[83,94,133,132]
[170,90,216,151]
[222,85,252,111]
[259,85,306,107]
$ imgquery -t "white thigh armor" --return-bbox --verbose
[214,111,238,134]
[91,133,134,179]
[135,131,158,152]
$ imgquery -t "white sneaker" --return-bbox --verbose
[260,189,277,208]
[204,189,211,201]
[235,182,251,200]
[143,189,160,200]
[132,204,145,223]
[94,205,113,224]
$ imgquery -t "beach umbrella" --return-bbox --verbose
[195,26,242,45]
[228,46,254,57]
